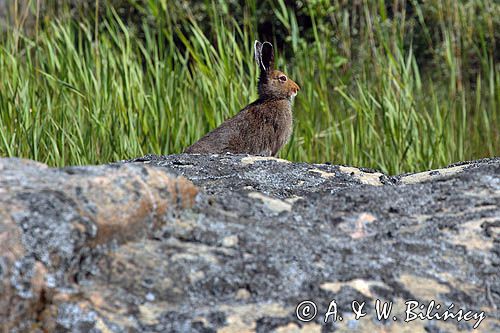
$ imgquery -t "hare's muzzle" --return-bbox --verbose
[290,81,300,97]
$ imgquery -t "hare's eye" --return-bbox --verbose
[279,75,287,82]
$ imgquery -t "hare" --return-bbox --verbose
[184,40,300,157]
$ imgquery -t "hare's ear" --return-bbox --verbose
[260,42,274,72]
[254,40,264,70]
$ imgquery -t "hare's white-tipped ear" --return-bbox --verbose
[254,40,264,70]
[260,42,274,71]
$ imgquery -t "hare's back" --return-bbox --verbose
[184,110,248,154]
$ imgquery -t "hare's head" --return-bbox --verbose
[254,40,300,100]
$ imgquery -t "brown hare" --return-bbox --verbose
[185,40,300,157]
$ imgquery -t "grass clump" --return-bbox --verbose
[0,0,498,174]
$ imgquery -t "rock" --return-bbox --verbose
[0,158,197,332]
[0,154,499,332]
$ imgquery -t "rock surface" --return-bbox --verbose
[0,154,499,332]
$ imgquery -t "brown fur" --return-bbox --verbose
[185,41,299,157]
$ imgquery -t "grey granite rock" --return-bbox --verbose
[0,155,498,332]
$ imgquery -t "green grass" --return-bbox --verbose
[0,0,498,174]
